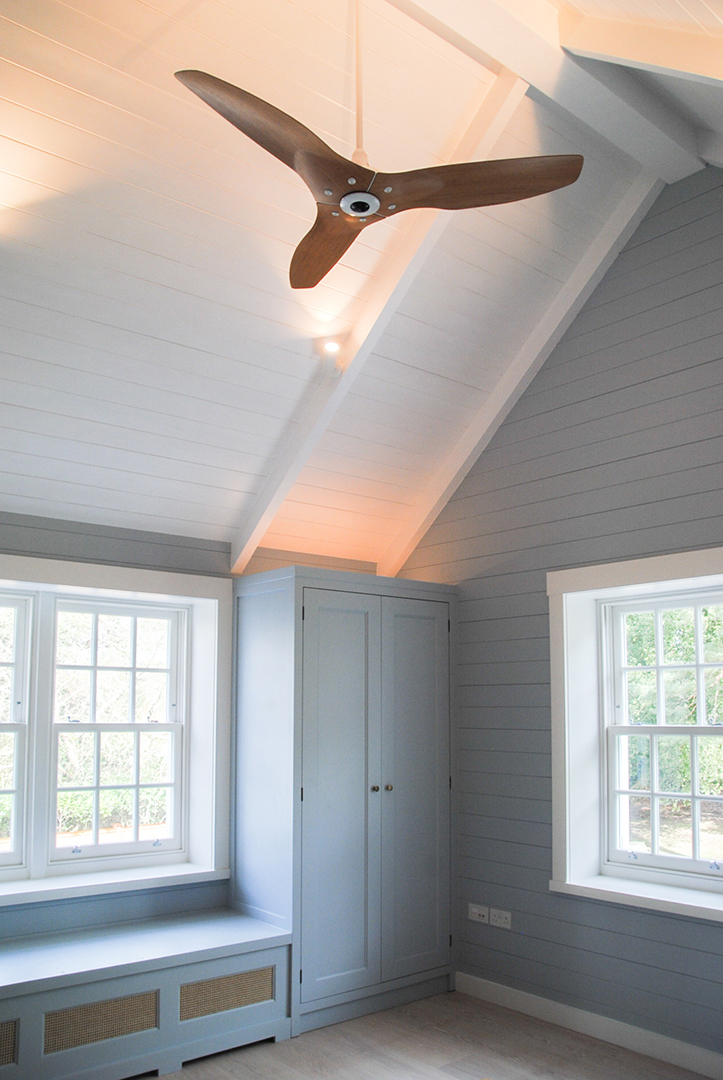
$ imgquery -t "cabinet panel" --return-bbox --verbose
[381,597,450,982]
[300,589,382,1002]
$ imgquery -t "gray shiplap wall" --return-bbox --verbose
[0,511,232,576]
[403,165,723,1054]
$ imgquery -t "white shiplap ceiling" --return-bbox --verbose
[1,0,720,575]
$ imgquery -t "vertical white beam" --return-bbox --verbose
[376,170,665,578]
[231,72,529,574]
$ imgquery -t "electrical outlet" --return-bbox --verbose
[490,908,512,930]
[468,903,489,923]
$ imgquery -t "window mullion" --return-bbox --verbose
[691,734,700,860]
[130,617,137,724]
[650,734,659,856]
[133,729,140,843]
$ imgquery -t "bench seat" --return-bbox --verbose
[0,910,291,1080]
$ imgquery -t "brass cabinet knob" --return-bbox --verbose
[371,785,380,792]
[385,784,393,791]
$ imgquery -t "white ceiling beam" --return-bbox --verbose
[559,10,723,87]
[230,72,529,574]
[387,0,702,182]
[377,169,665,578]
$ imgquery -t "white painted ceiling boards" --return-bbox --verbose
[1,0,721,575]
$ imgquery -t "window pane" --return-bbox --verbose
[619,735,649,790]
[657,736,691,793]
[99,789,134,845]
[135,672,167,723]
[626,670,657,724]
[100,731,135,786]
[625,611,655,666]
[0,667,12,723]
[139,732,172,784]
[703,606,723,663]
[0,794,11,852]
[619,795,650,852]
[705,668,723,725]
[57,732,95,788]
[97,615,132,667]
[95,670,131,724]
[56,791,94,847]
[56,611,93,665]
[662,608,695,664]
[700,802,723,861]
[663,669,696,725]
[54,669,91,724]
[136,618,169,669]
[658,798,692,857]
[139,787,171,840]
[698,738,723,796]
[0,732,14,790]
[0,607,15,663]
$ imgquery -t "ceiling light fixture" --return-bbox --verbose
[314,338,345,373]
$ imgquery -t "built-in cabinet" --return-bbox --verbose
[233,567,455,1034]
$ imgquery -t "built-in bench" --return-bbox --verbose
[0,910,291,1080]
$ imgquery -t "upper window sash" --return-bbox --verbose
[52,599,185,728]
[606,591,723,729]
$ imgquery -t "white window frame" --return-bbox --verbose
[549,546,723,923]
[0,554,231,907]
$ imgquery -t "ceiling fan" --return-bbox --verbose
[175,10,582,289]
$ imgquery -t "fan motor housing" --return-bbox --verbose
[340,192,381,217]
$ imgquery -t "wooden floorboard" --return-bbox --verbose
[159,992,710,1080]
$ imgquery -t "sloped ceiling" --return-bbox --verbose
[1,0,721,576]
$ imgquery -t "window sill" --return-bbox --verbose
[0,864,230,907]
[550,874,723,922]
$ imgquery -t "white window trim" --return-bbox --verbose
[549,546,723,923]
[0,553,232,907]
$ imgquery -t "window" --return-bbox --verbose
[605,597,723,877]
[52,601,184,860]
[0,555,231,903]
[549,548,723,922]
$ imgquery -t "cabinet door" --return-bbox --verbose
[380,596,450,982]
[300,589,382,1002]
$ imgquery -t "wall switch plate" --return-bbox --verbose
[468,903,489,923]
[490,908,512,930]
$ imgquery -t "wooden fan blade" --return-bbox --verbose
[175,70,374,200]
[290,204,367,289]
[369,155,583,215]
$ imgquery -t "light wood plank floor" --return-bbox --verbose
[163,992,710,1080]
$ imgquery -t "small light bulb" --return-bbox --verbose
[324,340,340,354]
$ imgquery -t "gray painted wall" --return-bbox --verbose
[0,511,232,577]
[403,165,723,1054]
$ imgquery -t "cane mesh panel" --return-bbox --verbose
[0,1020,17,1066]
[44,990,158,1054]
[180,966,274,1021]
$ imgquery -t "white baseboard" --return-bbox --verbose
[456,971,723,1080]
